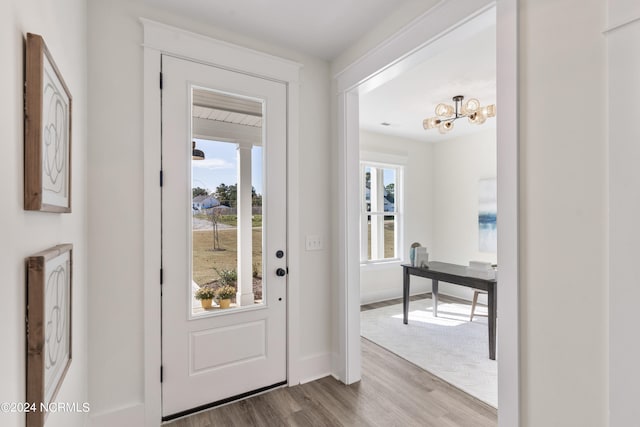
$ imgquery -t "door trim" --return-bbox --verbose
[332,1,520,426]
[142,19,301,427]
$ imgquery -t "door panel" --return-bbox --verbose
[161,55,287,418]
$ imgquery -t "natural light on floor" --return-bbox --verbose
[363,298,496,407]
[391,302,486,327]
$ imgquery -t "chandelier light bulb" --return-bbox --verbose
[438,120,453,134]
[465,98,480,114]
[423,117,440,129]
[435,103,454,118]
[476,108,488,124]
[486,104,497,117]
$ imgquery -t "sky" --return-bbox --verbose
[191,138,263,195]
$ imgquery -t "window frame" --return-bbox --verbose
[359,160,404,265]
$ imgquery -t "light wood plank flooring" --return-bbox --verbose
[166,327,497,426]
[361,292,482,313]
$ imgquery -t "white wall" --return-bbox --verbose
[359,131,433,304]
[358,129,496,304]
[356,121,494,370]
[607,1,640,425]
[519,0,608,425]
[87,0,332,421]
[339,0,609,425]
[431,129,497,301]
[0,1,88,426]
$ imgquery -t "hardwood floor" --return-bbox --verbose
[360,292,434,311]
[361,292,483,313]
[166,333,497,426]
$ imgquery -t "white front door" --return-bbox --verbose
[161,55,288,419]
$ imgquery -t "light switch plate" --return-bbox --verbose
[305,235,322,251]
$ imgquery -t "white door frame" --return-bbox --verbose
[333,1,520,426]
[141,19,301,426]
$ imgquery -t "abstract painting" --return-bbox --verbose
[25,33,72,213]
[26,244,73,427]
[478,178,497,253]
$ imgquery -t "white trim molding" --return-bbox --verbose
[603,14,640,35]
[141,19,301,426]
[90,403,145,427]
[140,18,302,83]
[333,0,496,92]
[297,353,333,385]
[333,1,520,426]
[496,0,520,425]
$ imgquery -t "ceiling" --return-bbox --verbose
[147,0,495,144]
[143,0,411,60]
[359,23,496,143]
[193,89,262,128]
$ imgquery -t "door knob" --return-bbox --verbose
[276,268,286,277]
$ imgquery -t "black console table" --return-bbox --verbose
[402,262,497,360]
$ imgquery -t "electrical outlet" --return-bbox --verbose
[305,235,322,251]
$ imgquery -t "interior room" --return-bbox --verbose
[357,12,498,407]
[1,0,639,426]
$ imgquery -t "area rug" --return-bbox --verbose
[360,298,497,407]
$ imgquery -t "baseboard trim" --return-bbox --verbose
[89,403,145,427]
[361,285,432,306]
[297,352,332,384]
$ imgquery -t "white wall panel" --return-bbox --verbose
[519,0,608,425]
[608,4,640,425]
[0,1,88,426]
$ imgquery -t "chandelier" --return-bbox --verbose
[423,95,496,134]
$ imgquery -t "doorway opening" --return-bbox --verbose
[357,11,498,408]
[334,1,518,425]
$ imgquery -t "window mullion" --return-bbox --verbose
[371,168,384,260]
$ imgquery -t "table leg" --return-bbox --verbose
[403,267,410,324]
[488,284,497,360]
[432,279,438,317]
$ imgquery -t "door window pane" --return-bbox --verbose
[191,88,264,314]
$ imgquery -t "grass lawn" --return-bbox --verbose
[193,218,395,284]
[367,220,396,259]
[192,228,263,286]
[194,214,262,227]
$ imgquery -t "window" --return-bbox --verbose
[360,162,402,263]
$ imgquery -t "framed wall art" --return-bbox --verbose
[24,33,73,213]
[478,178,497,253]
[26,244,73,427]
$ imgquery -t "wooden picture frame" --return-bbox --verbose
[26,244,73,427]
[25,33,72,213]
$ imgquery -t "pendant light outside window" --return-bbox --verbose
[192,140,205,160]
